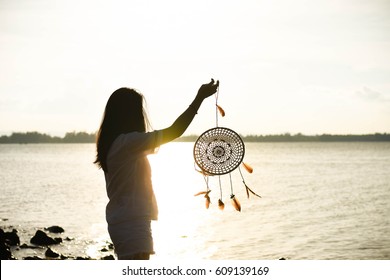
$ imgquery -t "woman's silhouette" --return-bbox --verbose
[95,79,219,260]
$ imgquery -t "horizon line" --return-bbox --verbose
[1,130,390,138]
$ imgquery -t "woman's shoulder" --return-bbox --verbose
[116,130,161,143]
[111,130,163,154]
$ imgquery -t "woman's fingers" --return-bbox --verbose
[209,78,219,92]
[198,79,219,99]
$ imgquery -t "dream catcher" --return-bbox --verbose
[193,86,261,211]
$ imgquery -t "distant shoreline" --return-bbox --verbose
[1,131,389,144]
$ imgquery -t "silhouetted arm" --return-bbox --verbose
[160,79,219,144]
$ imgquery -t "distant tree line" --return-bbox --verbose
[0,132,96,144]
[0,131,389,144]
[178,133,390,142]
[242,133,390,142]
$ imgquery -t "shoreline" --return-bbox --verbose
[1,224,115,260]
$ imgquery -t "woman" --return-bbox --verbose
[95,79,219,260]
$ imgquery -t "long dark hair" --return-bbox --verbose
[94,87,151,172]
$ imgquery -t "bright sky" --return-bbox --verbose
[1,0,389,136]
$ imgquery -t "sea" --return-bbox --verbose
[0,142,389,260]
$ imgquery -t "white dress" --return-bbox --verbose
[104,130,162,258]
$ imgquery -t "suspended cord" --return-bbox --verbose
[229,172,233,195]
[238,166,246,184]
[218,176,223,200]
[215,86,220,127]
[203,174,210,192]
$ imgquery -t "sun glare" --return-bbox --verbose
[148,142,217,260]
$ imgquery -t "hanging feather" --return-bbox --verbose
[205,193,211,209]
[243,182,262,199]
[194,190,211,196]
[216,104,225,117]
[230,194,241,212]
[242,162,253,173]
[194,190,211,209]
[218,199,225,210]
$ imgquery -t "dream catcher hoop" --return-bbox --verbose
[194,127,245,176]
[193,83,261,211]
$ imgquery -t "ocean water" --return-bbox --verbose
[0,142,389,260]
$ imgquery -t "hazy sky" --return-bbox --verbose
[1,0,389,136]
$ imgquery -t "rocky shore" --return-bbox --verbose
[1,224,115,260]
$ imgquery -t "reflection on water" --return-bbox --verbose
[1,142,389,259]
[150,142,390,260]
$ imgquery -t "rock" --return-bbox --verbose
[1,243,13,260]
[20,243,43,249]
[30,230,61,246]
[101,255,115,260]
[0,228,4,242]
[45,247,60,258]
[44,226,65,234]
[54,237,63,243]
[75,256,92,260]
[24,256,43,260]
[1,228,15,260]
[4,229,20,246]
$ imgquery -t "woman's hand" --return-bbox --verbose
[197,79,219,100]
[160,78,219,144]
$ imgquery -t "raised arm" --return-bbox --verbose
[160,79,219,144]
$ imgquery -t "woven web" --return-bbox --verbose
[193,127,245,175]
